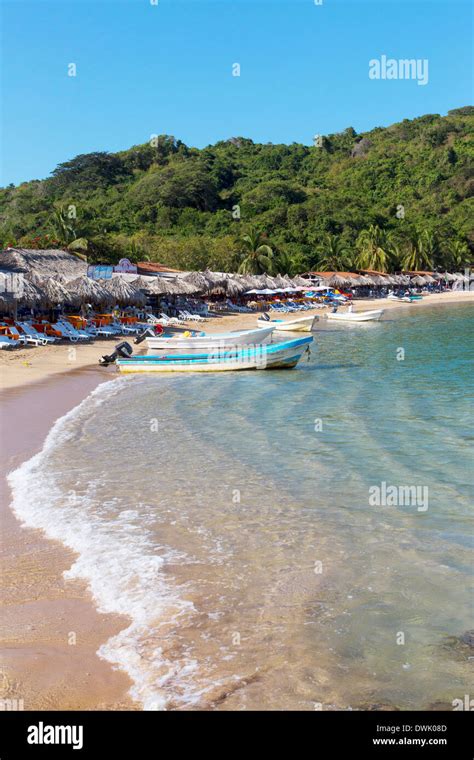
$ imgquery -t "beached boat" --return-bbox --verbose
[145,325,276,350]
[388,294,420,303]
[115,336,313,373]
[256,315,317,332]
[326,309,384,322]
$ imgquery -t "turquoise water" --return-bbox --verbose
[9,304,473,710]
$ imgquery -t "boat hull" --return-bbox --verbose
[326,309,384,322]
[146,325,275,350]
[117,337,313,373]
[257,316,316,332]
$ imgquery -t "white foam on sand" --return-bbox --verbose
[7,378,198,710]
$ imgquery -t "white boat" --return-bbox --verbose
[256,315,317,332]
[145,325,275,350]
[388,294,421,303]
[326,309,384,322]
[116,336,313,373]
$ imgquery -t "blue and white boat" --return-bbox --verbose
[115,336,313,373]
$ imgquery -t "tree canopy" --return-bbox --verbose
[0,108,472,273]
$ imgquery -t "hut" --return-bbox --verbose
[0,248,88,281]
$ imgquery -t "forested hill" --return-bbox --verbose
[1,106,473,274]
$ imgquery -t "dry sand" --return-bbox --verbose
[0,289,472,711]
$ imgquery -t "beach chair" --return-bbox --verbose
[55,320,90,341]
[16,322,56,345]
[85,322,116,338]
[0,334,21,349]
[159,313,185,325]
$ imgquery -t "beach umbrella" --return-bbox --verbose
[102,277,146,306]
[148,277,178,296]
[183,271,213,293]
[203,269,227,289]
[423,274,436,284]
[272,274,290,288]
[131,276,153,291]
[0,272,44,312]
[173,278,202,295]
[36,276,77,307]
[224,277,247,297]
[67,275,112,306]
[326,274,351,288]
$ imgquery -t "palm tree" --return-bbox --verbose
[275,250,307,277]
[355,225,395,272]
[315,234,352,271]
[49,206,88,257]
[445,238,472,270]
[401,230,436,272]
[237,229,274,274]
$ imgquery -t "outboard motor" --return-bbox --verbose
[134,326,157,345]
[99,341,133,366]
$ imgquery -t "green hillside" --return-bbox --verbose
[1,107,473,274]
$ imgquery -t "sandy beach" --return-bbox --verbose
[1,291,473,392]
[1,289,472,711]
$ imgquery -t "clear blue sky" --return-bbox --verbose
[1,0,472,186]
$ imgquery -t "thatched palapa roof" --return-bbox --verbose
[0,248,88,281]
[66,275,111,305]
[102,277,146,306]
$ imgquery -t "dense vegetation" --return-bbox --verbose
[1,107,473,274]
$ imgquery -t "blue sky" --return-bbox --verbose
[1,0,472,186]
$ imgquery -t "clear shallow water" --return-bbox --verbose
[8,304,474,710]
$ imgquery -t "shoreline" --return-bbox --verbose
[0,370,139,710]
[0,290,472,711]
[1,290,472,392]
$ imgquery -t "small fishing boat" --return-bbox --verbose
[256,315,317,332]
[326,309,384,322]
[145,325,276,350]
[387,294,420,303]
[113,336,313,373]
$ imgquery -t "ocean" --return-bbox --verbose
[8,303,473,710]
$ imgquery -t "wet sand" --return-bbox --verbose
[0,369,138,710]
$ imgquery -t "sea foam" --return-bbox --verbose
[7,378,198,710]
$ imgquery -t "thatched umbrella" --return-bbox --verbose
[172,278,200,295]
[103,277,146,306]
[39,277,77,307]
[225,276,247,298]
[291,275,311,287]
[183,271,213,293]
[272,274,289,288]
[203,269,227,289]
[326,274,352,288]
[132,276,153,291]
[67,275,112,306]
[148,277,178,296]
[239,274,262,289]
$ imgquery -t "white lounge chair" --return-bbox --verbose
[0,335,21,349]
[16,322,56,345]
[55,320,90,341]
